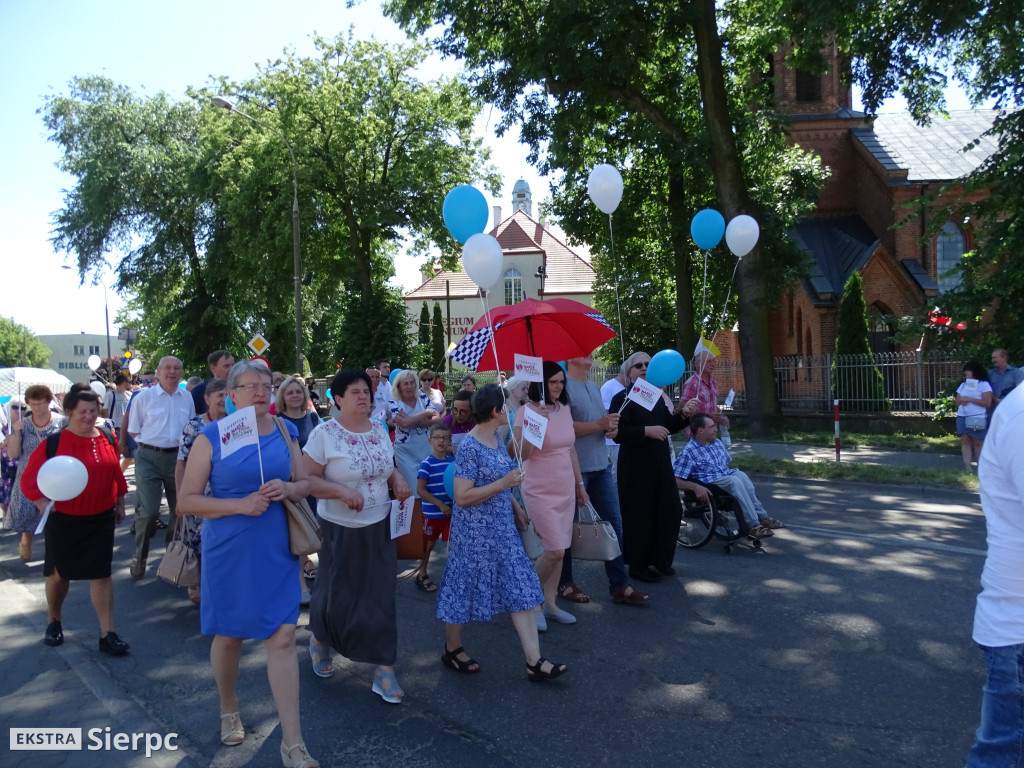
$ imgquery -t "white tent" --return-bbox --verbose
[0,367,75,398]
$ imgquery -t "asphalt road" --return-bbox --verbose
[1,474,986,768]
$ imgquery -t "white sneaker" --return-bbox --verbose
[543,606,577,625]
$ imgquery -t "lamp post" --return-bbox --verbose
[62,266,114,380]
[212,96,303,375]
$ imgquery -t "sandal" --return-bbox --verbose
[220,711,244,746]
[281,741,319,768]
[558,582,591,603]
[308,637,333,678]
[302,560,318,580]
[441,645,480,674]
[761,517,786,529]
[748,524,775,539]
[415,575,438,593]
[372,667,404,704]
[526,657,567,683]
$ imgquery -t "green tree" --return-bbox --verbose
[0,318,51,368]
[431,302,446,371]
[832,273,889,411]
[43,35,496,375]
[385,0,827,435]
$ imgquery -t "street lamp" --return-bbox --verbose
[62,266,114,380]
[212,96,304,375]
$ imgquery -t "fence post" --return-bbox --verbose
[825,354,833,413]
[915,348,924,415]
[834,399,841,463]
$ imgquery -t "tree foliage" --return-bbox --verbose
[833,273,889,410]
[42,34,496,377]
[0,318,51,368]
[384,0,827,434]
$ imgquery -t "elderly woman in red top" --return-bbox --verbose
[20,388,130,655]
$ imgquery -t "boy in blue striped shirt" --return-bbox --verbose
[414,423,454,592]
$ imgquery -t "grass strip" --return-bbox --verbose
[730,453,978,492]
[729,429,961,454]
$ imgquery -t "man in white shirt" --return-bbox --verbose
[600,359,628,478]
[127,356,195,579]
[966,384,1024,765]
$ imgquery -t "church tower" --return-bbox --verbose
[511,178,532,216]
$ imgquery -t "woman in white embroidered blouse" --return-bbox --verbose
[301,369,411,704]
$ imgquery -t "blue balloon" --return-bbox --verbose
[325,388,332,400]
[443,462,457,500]
[647,349,686,387]
[442,185,489,244]
[691,209,726,250]
[178,381,187,390]
[557,361,567,373]
[389,368,403,385]
[0,396,11,405]
[225,395,236,415]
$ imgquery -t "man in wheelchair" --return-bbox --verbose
[672,413,784,540]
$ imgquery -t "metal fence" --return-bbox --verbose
[312,350,964,416]
[774,351,964,414]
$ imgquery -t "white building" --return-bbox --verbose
[37,333,117,377]
[403,180,597,352]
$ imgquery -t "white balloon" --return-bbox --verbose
[89,380,106,396]
[128,358,142,375]
[87,354,102,371]
[725,214,760,258]
[36,456,89,502]
[587,164,624,214]
[462,233,504,290]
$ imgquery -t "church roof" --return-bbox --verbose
[852,110,999,183]
[403,210,595,300]
[791,216,879,305]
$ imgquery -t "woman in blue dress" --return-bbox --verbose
[178,361,319,768]
[436,384,567,683]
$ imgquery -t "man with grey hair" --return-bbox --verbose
[127,356,195,579]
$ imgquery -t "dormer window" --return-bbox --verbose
[795,69,821,102]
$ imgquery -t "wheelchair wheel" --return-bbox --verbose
[677,493,716,549]
[713,505,744,543]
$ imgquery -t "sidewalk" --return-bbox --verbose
[726,439,966,471]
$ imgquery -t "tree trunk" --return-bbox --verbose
[667,163,696,356]
[691,0,783,436]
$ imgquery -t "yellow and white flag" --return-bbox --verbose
[694,336,720,358]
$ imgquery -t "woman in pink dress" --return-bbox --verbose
[513,361,588,628]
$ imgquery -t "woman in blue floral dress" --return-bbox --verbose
[436,384,567,683]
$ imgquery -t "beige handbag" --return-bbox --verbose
[157,516,200,587]
[273,418,323,556]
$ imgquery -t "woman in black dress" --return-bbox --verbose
[610,351,697,583]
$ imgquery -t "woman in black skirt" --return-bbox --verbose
[19,388,130,654]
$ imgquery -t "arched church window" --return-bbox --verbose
[936,221,965,294]
[504,268,523,306]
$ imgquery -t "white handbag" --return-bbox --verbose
[571,501,621,561]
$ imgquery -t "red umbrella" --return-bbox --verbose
[448,298,617,371]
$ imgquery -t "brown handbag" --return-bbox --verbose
[273,418,323,556]
[157,516,200,587]
[394,498,427,560]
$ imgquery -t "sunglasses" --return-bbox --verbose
[421,377,434,382]
[631,361,649,369]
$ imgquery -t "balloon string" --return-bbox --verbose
[698,257,741,382]
[478,288,522,470]
[700,250,708,326]
[608,213,625,360]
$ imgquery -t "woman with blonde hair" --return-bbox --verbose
[178,361,318,767]
[389,369,438,493]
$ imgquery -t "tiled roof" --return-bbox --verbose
[404,210,595,300]
[852,110,999,183]
[790,216,879,305]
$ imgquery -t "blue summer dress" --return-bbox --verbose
[199,419,300,638]
[436,433,543,624]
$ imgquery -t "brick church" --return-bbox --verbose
[764,43,997,359]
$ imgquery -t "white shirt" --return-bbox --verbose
[373,381,391,420]
[957,379,993,417]
[128,385,196,448]
[303,419,394,528]
[600,378,625,446]
[974,385,1024,646]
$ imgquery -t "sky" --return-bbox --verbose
[0,0,548,338]
[0,1,976,341]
